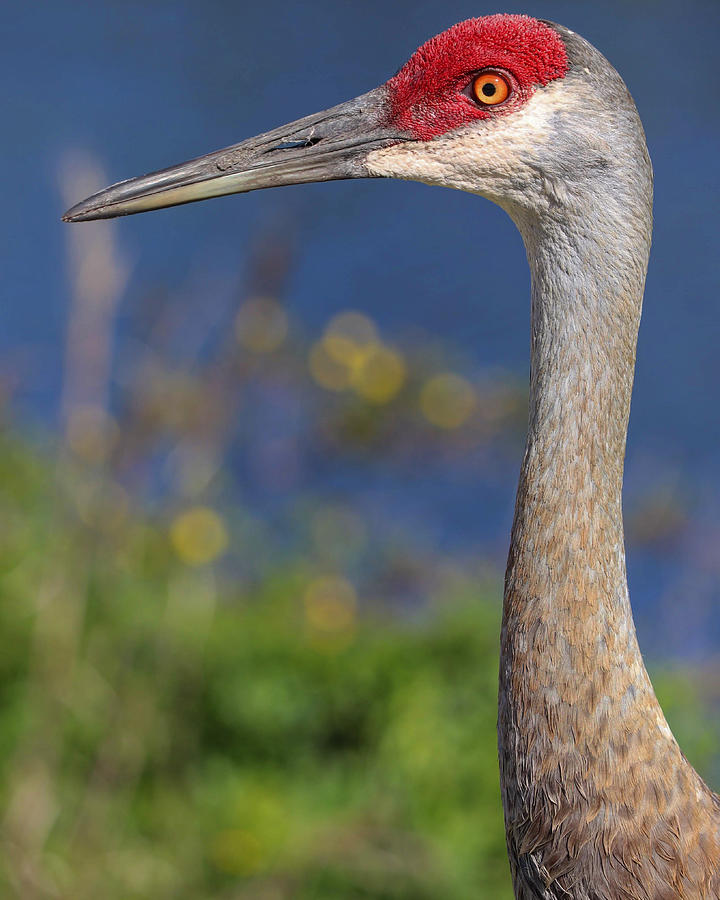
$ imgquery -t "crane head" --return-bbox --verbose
[63,15,629,224]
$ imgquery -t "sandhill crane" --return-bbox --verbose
[63,14,720,899]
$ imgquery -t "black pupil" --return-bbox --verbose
[482,82,496,97]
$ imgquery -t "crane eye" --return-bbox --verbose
[471,72,511,106]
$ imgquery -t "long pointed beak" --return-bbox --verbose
[63,87,408,223]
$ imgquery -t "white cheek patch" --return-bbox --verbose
[365,79,595,209]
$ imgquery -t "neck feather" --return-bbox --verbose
[502,162,657,696]
[498,171,680,837]
[500,193,660,795]
[506,193,650,632]
[497,175,720,895]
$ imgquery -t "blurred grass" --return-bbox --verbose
[0,161,715,897]
[0,427,509,898]
[0,429,717,899]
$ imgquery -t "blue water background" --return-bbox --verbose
[3,0,720,659]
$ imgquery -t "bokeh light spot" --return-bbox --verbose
[235,297,288,352]
[322,333,369,370]
[351,343,406,404]
[326,310,377,346]
[303,575,357,633]
[309,341,351,391]
[170,507,228,566]
[310,310,405,404]
[420,373,477,428]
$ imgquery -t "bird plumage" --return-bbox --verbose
[63,15,720,898]
[495,32,720,897]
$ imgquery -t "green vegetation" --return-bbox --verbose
[0,431,717,899]
[0,204,714,898]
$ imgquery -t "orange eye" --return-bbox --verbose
[472,72,511,106]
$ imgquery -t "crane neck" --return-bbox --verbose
[497,159,664,821]
[496,139,720,899]
[498,169,660,811]
[505,180,652,632]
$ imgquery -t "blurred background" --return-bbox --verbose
[1,1,719,897]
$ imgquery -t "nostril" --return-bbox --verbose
[267,136,322,152]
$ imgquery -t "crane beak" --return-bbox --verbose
[62,87,408,222]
